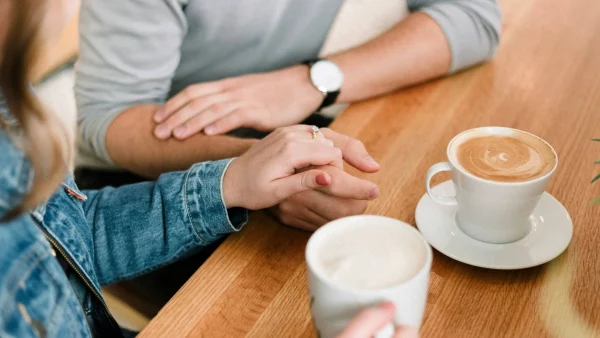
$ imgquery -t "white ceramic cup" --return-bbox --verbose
[425,127,558,244]
[306,215,432,338]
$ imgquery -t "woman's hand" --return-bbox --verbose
[153,66,323,140]
[222,125,346,210]
[338,302,419,338]
[269,128,381,231]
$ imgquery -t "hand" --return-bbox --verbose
[271,128,381,231]
[338,302,419,338]
[153,66,323,140]
[270,166,372,231]
[222,125,345,210]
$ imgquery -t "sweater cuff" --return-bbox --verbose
[419,1,501,73]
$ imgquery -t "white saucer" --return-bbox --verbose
[415,180,573,270]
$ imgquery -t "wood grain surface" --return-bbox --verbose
[140,0,600,336]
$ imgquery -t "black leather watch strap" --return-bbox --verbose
[320,90,340,110]
[303,59,340,111]
[303,58,320,67]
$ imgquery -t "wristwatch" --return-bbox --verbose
[303,58,344,110]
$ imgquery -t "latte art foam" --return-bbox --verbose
[456,134,556,182]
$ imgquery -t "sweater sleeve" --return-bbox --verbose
[408,0,502,73]
[75,0,189,165]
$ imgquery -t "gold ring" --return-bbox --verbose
[312,126,319,139]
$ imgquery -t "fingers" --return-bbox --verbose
[267,127,343,170]
[154,93,230,139]
[293,142,342,170]
[272,169,332,201]
[293,190,368,220]
[203,113,336,137]
[278,192,330,225]
[276,127,339,169]
[320,128,380,173]
[155,82,223,123]
[172,101,244,139]
[280,142,344,171]
[338,302,396,338]
[269,200,325,232]
[277,215,318,232]
[204,108,254,135]
[314,166,380,200]
[394,326,420,338]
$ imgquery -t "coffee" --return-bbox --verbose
[307,216,432,335]
[452,131,556,183]
[427,127,558,243]
[315,223,426,291]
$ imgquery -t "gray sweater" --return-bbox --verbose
[75,0,502,167]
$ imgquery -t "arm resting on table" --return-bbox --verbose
[81,159,248,286]
[329,0,501,102]
[105,104,256,178]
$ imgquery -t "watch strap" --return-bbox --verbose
[302,58,321,67]
[320,90,340,110]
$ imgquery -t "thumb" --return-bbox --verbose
[394,326,419,338]
[274,169,331,200]
[320,128,380,173]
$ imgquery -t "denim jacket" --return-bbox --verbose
[0,95,248,337]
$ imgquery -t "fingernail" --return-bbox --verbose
[316,173,330,186]
[366,156,380,167]
[205,126,216,135]
[369,187,380,200]
[155,125,170,139]
[380,301,396,311]
[154,110,163,122]
[174,126,186,138]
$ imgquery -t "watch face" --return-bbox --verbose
[310,60,344,93]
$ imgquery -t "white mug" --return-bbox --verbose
[306,215,432,338]
[425,127,558,244]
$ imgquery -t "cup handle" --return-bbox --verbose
[426,162,458,206]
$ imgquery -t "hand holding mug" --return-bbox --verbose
[338,302,419,338]
[307,216,432,338]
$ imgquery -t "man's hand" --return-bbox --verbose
[153,66,323,139]
[271,128,381,231]
[270,165,378,231]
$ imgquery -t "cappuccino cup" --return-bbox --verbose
[306,215,432,338]
[426,127,558,244]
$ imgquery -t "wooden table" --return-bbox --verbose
[140,0,600,336]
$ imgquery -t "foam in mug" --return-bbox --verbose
[450,129,556,183]
[314,223,427,290]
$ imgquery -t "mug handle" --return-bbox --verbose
[426,162,458,206]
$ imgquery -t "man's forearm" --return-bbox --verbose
[329,12,452,103]
[106,104,257,178]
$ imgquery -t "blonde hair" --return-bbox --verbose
[0,0,72,220]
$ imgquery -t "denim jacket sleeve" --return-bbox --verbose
[81,159,248,285]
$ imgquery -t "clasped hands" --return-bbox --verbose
[153,67,379,230]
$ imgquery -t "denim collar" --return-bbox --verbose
[0,92,32,220]
[0,91,16,126]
